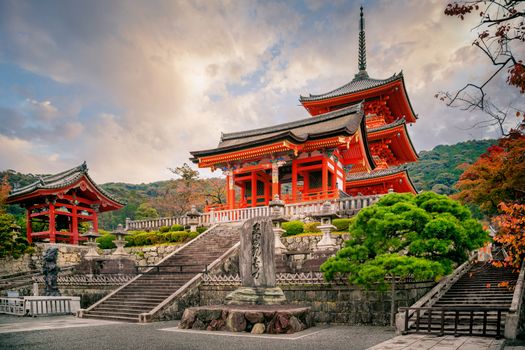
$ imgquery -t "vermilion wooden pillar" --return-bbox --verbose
[226,174,235,209]
[26,208,32,244]
[292,160,298,202]
[251,171,257,207]
[49,203,56,243]
[271,163,279,198]
[322,158,328,199]
[71,204,79,244]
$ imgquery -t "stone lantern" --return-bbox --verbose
[186,205,202,233]
[311,201,339,251]
[112,224,130,256]
[268,194,287,254]
[81,227,101,258]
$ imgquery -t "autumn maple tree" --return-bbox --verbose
[439,0,524,135]
[493,202,525,266]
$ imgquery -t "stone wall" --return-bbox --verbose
[199,282,434,326]
[0,243,183,276]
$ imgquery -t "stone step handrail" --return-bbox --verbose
[504,259,525,339]
[394,251,478,334]
[125,194,383,231]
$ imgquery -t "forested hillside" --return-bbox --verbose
[407,139,496,194]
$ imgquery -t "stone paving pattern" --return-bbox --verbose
[367,334,505,350]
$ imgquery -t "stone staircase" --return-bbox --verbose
[409,261,519,336]
[80,224,240,322]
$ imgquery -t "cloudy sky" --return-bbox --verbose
[0,0,521,183]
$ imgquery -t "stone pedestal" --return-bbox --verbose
[225,287,286,305]
[112,239,128,256]
[179,305,312,334]
[273,227,287,255]
[315,224,337,251]
[75,255,136,275]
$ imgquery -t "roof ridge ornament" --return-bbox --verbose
[354,6,369,81]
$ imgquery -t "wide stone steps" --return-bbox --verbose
[82,224,240,322]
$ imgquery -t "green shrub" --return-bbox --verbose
[303,221,321,233]
[282,221,304,236]
[170,224,184,232]
[159,226,170,233]
[197,227,207,234]
[332,218,352,232]
[96,234,116,249]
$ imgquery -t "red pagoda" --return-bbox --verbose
[6,162,124,244]
[300,7,418,196]
[190,7,417,210]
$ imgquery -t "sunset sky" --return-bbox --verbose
[0,0,520,183]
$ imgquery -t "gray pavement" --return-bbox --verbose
[0,315,394,350]
[367,334,505,350]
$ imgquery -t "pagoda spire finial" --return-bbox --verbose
[354,5,369,80]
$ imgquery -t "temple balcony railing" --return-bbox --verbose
[125,194,383,232]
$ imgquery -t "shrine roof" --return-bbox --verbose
[299,72,402,102]
[7,162,124,206]
[346,164,410,181]
[191,103,365,158]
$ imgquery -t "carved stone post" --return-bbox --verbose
[269,195,287,254]
[225,217,286,305]
[312,201,338,251]
[112,224,130,256]
[81,227,101,258]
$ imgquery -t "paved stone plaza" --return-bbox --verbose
[1,315,524,350]
[0,315,393,350]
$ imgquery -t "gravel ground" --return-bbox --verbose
[0,316,395,350]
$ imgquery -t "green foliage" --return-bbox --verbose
[96,233,116,249]
[125,230,198,247]
[135,203,159,220]
[0,213,31,259]
[282,221,304,236]
[332,218,352,232]
[196,227,207,234]
[159,226,170,233]
[321,192,489,286]
[303,222,321,233]
[170,224,184,232]
[407,139,496,195]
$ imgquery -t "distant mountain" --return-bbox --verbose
[407,139,496,195]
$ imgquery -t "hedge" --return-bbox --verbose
[332,218,352,231]
[124,230,199,247]
[170,224,184,232]
[96,233,117,249]
[303,221,321,233]
[282,221,304,236]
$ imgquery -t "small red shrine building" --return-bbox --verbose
[6,162,124,244]
[190,6,418,210]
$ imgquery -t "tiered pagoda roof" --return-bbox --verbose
[300,72,402,102]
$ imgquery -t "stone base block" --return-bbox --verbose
[225,287,286,305]
[179,304,312,334]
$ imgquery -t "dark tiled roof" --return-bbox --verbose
[300,72,402,102]
[191,103,365,158]
[346,164,408,181]
[8,162,124,205]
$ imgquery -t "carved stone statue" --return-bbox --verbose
[225,217,286,305]
[42,246,61,296]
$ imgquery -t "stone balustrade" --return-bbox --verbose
[125,194,382,231]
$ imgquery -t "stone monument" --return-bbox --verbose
[225,216,286,305]
[42,246,61,296]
